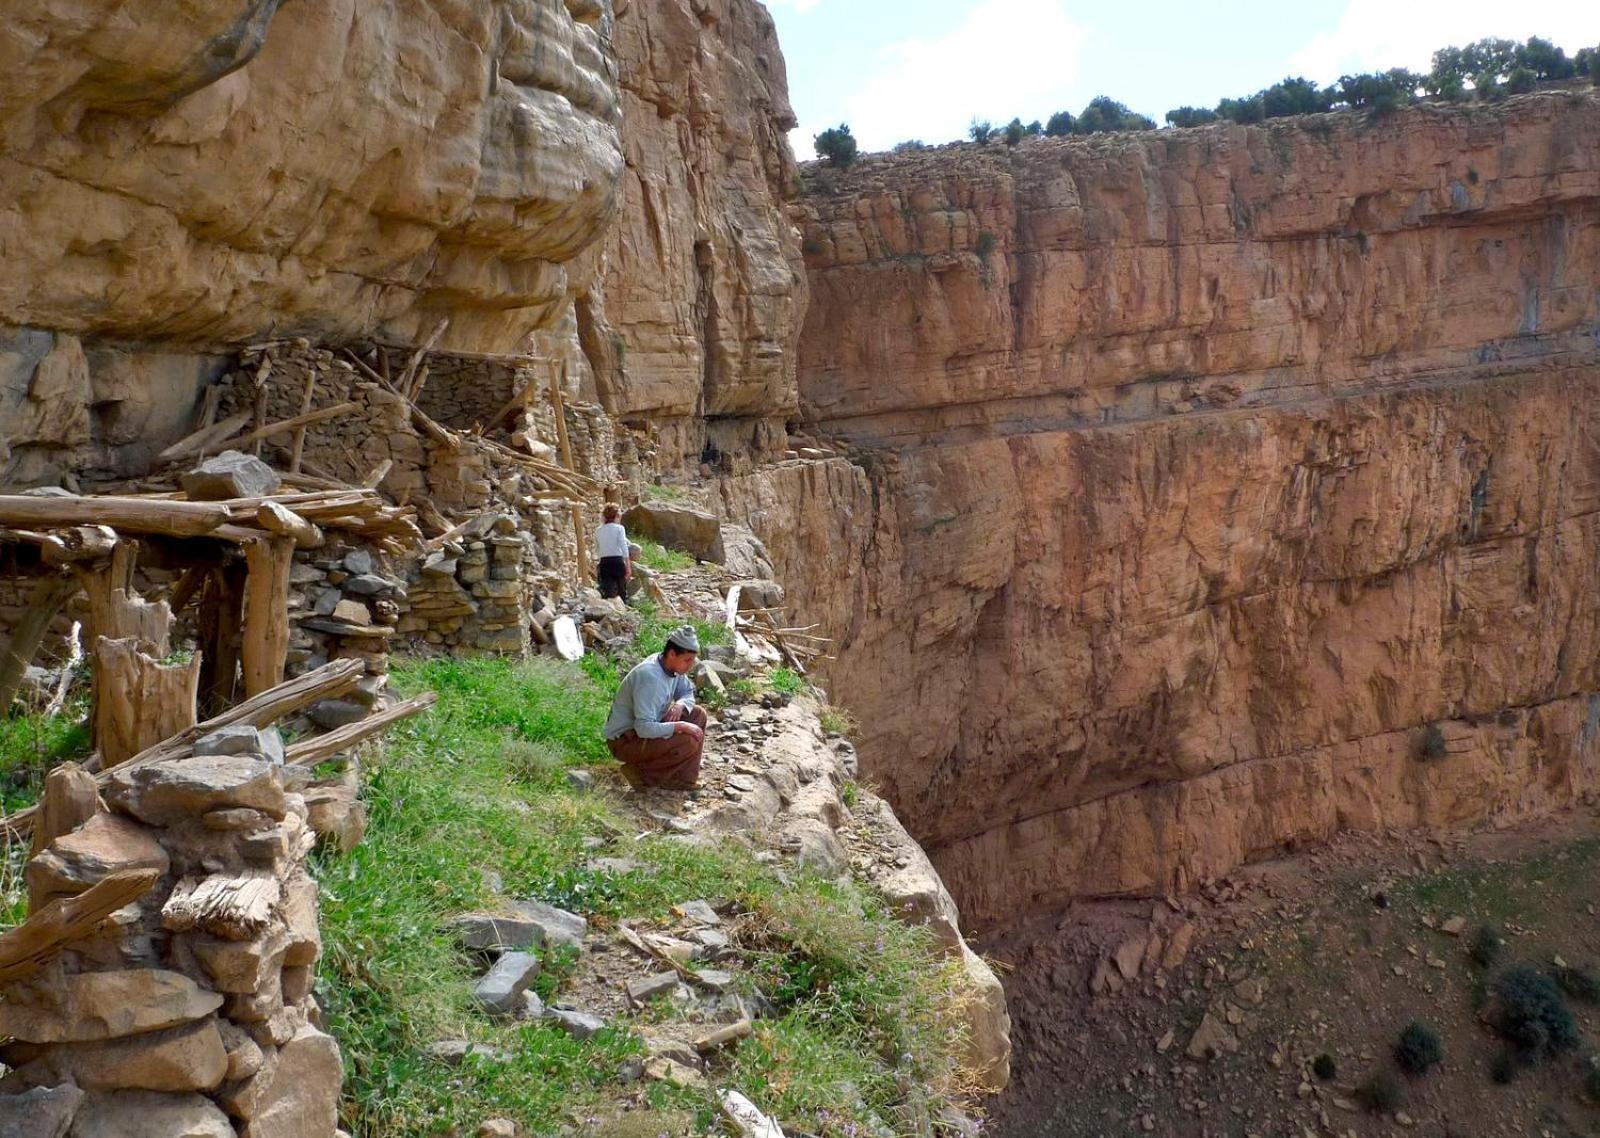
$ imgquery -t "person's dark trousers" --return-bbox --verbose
[606,706,708,789]
[598,555,627,599]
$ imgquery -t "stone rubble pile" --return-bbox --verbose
[0,725,353,1137]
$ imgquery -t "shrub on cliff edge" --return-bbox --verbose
[814,124,859,167]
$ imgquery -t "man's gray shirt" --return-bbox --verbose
[604,655,696,740]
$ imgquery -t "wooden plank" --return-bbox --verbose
[162,870,280,940]
[550,362,592,585]
[197,566,244,716]
[0,496,231,538]
[0,870,159,985]
[212,401,359,454]
[91,637,200,769]
[241,537,295,697]
[0,573,76,714]
[288,364,319,474]
[154,411,253,465]
[283,691,437,768]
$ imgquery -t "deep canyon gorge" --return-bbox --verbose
[4,0,1600,1131]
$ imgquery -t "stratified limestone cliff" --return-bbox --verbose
[772,92,1600,927]
[577,0,807,467]
[1,0,624,483]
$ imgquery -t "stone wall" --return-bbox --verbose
[0,728,346,1135]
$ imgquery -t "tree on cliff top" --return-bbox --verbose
[814,124,858,167]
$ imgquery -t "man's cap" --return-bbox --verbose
[665,625,700,653]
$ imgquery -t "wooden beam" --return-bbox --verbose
[283,691,437,768]
[197,567,245,717]
[288,364,319,474]
[154,411,253,465]
[0,496,231,538]
[240,537,295,698]
[211,401,358,454]
[255,501,324,549]
[550,362,592,585]
[0,573,76,715]
[0,870,160,985]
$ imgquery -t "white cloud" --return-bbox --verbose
[1289,0,1596,82]
[825,0,1087,151]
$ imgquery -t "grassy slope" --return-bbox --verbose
[0,702,91,924]
[318,655,971,1136]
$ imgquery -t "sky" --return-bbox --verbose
[760,0,1596,155]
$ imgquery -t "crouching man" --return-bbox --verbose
[602,625,707,790]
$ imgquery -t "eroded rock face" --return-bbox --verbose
[0,0,625,483]
[768,93,1600,927]
[577,0,807,464]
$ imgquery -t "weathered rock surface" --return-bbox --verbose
[623,503,724,564]
[108,756,286,828]
[753,94,1600,927]
[27,812,170,908]
[67,1090,234,1138]
[0,0,624,483]
[579,0,805,464]
[180,452,280,501]
[0,1083,84,1138]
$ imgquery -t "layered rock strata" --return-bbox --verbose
[772,92,1600,927]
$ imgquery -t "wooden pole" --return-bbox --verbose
[0,497,232,538]
[0,574,76,715]
[240,537,294,697]
[288,364,319,474]
[283,691,438,768]
[550,362,592,585]
[197,566,244,716]
[1,870,160,983]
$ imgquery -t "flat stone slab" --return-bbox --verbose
[108,755,286,826]
[424,1040,512,1067]
[193,725,285,766]
[0,969,224,1043]
[472,952,540,1016]
[627,971,682,1005]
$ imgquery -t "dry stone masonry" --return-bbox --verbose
[0,726,344,1136]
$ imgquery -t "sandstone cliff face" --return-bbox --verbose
[776,93,1600,927]
[578,0,807,465]
[1,0,624,483]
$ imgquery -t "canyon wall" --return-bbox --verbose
[578,0,807,466]
[0,0,624,484]
[777,93,1600,928]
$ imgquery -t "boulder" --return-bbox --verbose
[509,899,587,950]
[0,1083,85,1138]
[734,580,785,612]
[180,451,280,501]
[27,813,169,908]
[66,1091,233,1138]
[472,952,540,1016]
[342,550,374,576]
[721,525,774,580]
[330,599,371,626]
[107,755,286,826]
[1186,1013,1239,1062]
[0,970,225,1043]
[622,504,724,564]
[960,943,1012,1093]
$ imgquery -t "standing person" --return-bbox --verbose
[602,626,707,790]
[595,503,630,599]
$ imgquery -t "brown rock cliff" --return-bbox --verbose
[768,93,1600,927]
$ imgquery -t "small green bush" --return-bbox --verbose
[1358,1069,1406,1113]
[1505,66,1537,95]
[1312,1053,1338,1081]
[1002,118,1027,147]
[1471,925,1506,968]
[1396,1022,1444,1075]
[969,120,994,145]
[814,124,859,168]
[768,668,805,697]
[1494,966,1580,1060]
[1556,962,1600,1003]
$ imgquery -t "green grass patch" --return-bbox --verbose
[1,703,91,928]
[768,668,806,697]
[320,655,973,1136]
[643,484,691,504]
[636,539,695,573]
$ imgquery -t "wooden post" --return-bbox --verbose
[31,762,101,857]
[0,573,76,715]
[80,541,171,653]
[240,537,294,698]
[91,637,201,769]
[550,362,592,585]
[197,566,245,716]
[289,364,319,474]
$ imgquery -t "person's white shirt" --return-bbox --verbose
[596,521,629,559]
